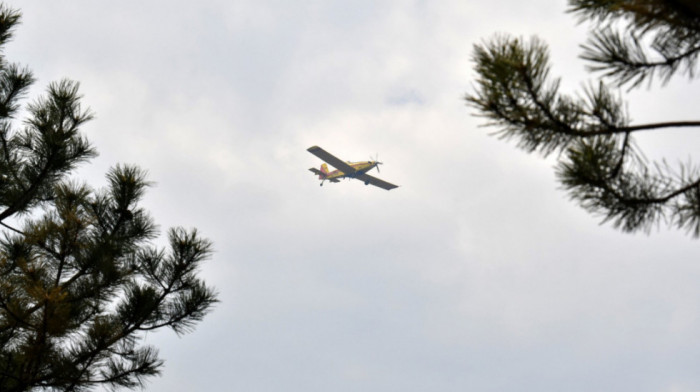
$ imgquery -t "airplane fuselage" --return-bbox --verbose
[325,161,379,181]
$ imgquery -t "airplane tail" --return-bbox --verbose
[319,163,329,179]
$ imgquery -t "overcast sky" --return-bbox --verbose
[6,1,700,391]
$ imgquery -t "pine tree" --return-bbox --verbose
[466,0,700,236]
[0,5,218,391]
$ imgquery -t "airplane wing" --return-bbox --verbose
[355,173,399,190]
[307,146,356,174]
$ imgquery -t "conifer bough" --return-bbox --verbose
[0,4,218,391]
[466,0,700,236]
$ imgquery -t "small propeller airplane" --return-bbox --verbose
[307,145,399,190]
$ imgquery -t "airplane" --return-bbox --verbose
[307,145,399,190]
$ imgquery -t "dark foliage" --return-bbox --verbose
[0,5,218,391]
[466,0,700,236]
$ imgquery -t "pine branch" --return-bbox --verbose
[558,136,700,234]
[0,221,22,235]
[0,162,50,222]
[569,0,700,31]
[617,120,700,132]
[0,6,218,390]
[581,27,700,87]
[0,80,95,223]
[469,30,700,236]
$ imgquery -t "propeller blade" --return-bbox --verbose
[371,153,382,172]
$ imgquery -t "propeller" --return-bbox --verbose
[371,153,383,173]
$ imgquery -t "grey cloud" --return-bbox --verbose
[6,1,700,391]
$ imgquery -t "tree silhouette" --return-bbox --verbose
[0,5,217,391]
[466,0,700,236]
